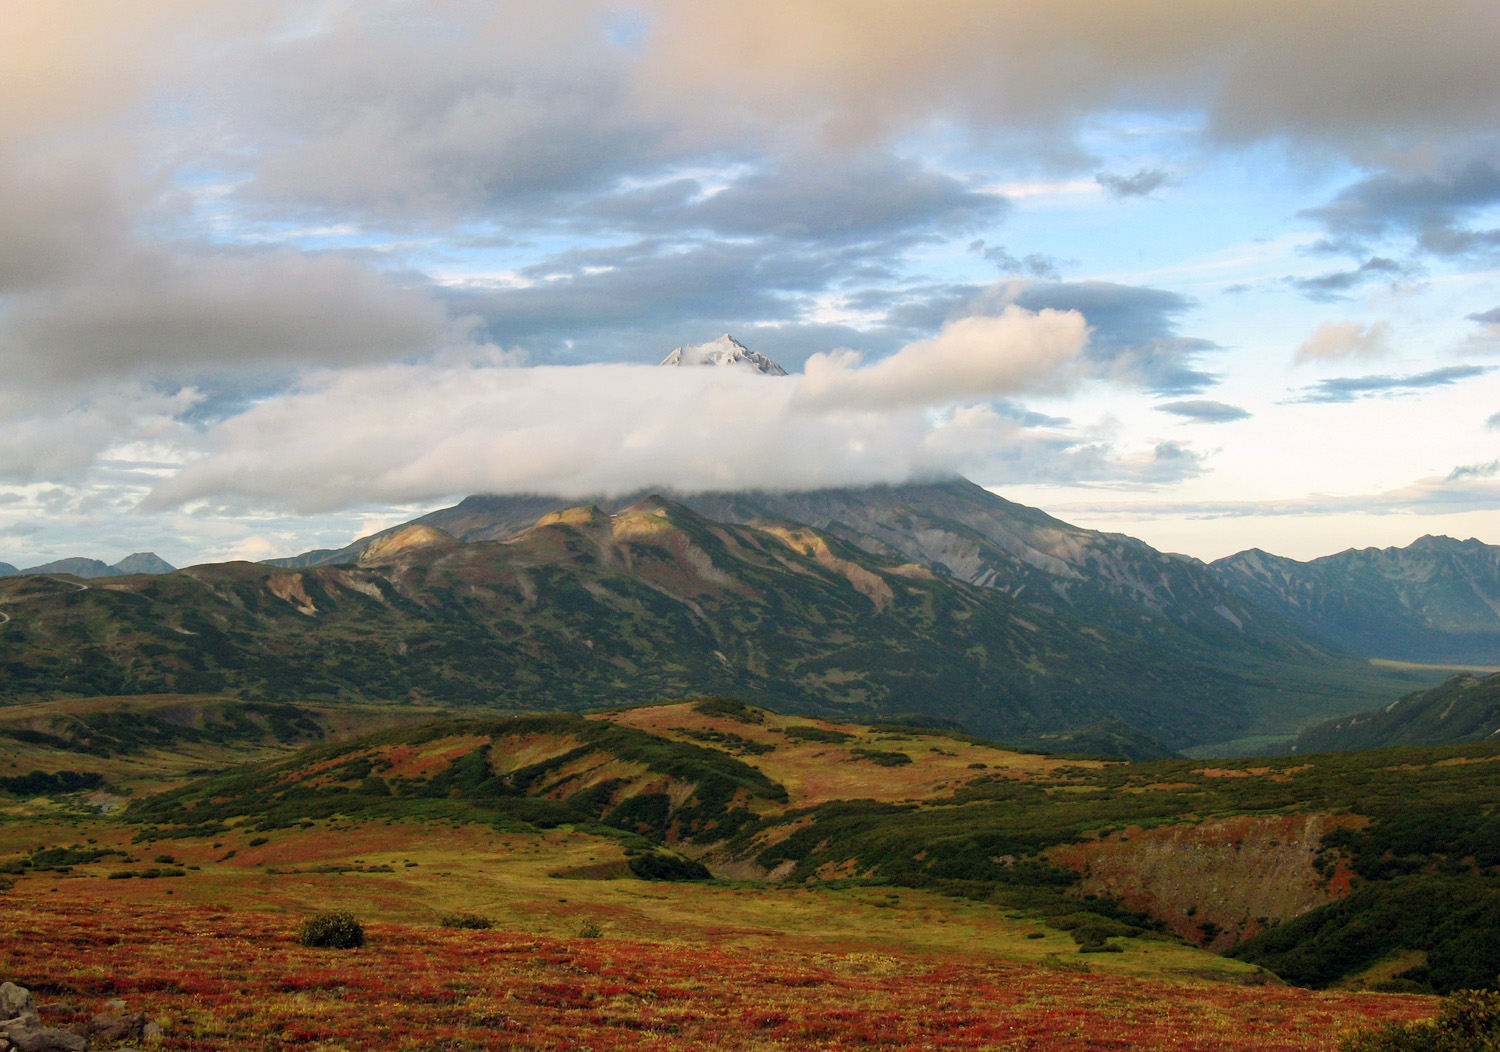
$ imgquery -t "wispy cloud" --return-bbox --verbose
[1287,364,1490,403]
[1292,320,1391,365]
[1287,257,1419,302]
[1051,472,1500,520]
[1155,399,1250,423]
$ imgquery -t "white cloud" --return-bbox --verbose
[143,308,1200,514]
[797,308,1087,410]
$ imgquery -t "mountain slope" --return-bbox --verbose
[0,497,1289,750]
[1211,536,1500,663]
[1293,672,1500,752]
[285,479,1323,664]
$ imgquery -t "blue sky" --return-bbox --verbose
[2,1,1499,568]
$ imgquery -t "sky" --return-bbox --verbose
[3,0,1500,569]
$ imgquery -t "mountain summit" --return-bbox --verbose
[659,334,787,375]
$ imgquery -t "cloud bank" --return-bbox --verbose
[149,308,1201,513]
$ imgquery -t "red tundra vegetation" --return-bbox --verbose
[2,893,1432,1051]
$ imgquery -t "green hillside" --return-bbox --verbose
[1294,672,1500,752]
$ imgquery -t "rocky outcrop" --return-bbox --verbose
[0,984,162,1052]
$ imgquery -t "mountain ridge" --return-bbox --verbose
[270,479,1322,667]
[1210,535,1500,663]
[0,552,177,579]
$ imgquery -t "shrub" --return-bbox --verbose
[784,725,854,744]
[297,910,365,949]
[578,920,604,939]
[439,912,493,930]
[850,748,912,767]
[628,852,713,882]
[1340,989,1500,1051]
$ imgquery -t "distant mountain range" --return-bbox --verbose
[0,552,175,579]
[272,480,1500,670]
[1209,536,1500,664]
[0,496,1395,753]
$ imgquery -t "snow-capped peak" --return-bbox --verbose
[659,334,788,376]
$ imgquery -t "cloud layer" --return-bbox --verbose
[152,308,1203,513]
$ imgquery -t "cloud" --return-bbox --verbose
[1053,471,1500,520]
[1,248,456,387]
[798,308,1087,410]
[1288,257,1418,302]
[145,309,1209,514]
[1155,399,1250,423]
[1303,159,1500,258]
[0,387,200,485]
[1486,410,1500,431]
[971,241,1065,279]
[635,1,1500,156]
[614,155,1007,243]
[1293,320,1392,365]
[232,3,668,223]
[1288,364,1491,404]
[1096,169,1172,198]
[1467,306,1500,351]
[970,280,1219,394]
[1449,460,1500,481]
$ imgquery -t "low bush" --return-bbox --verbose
[627,852,712,881]
[297,909,365,949]
[783,725,854,744]
[439,912,493,930]
[1340,989,1500,1051]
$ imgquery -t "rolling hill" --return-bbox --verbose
[75,695,1500,995]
